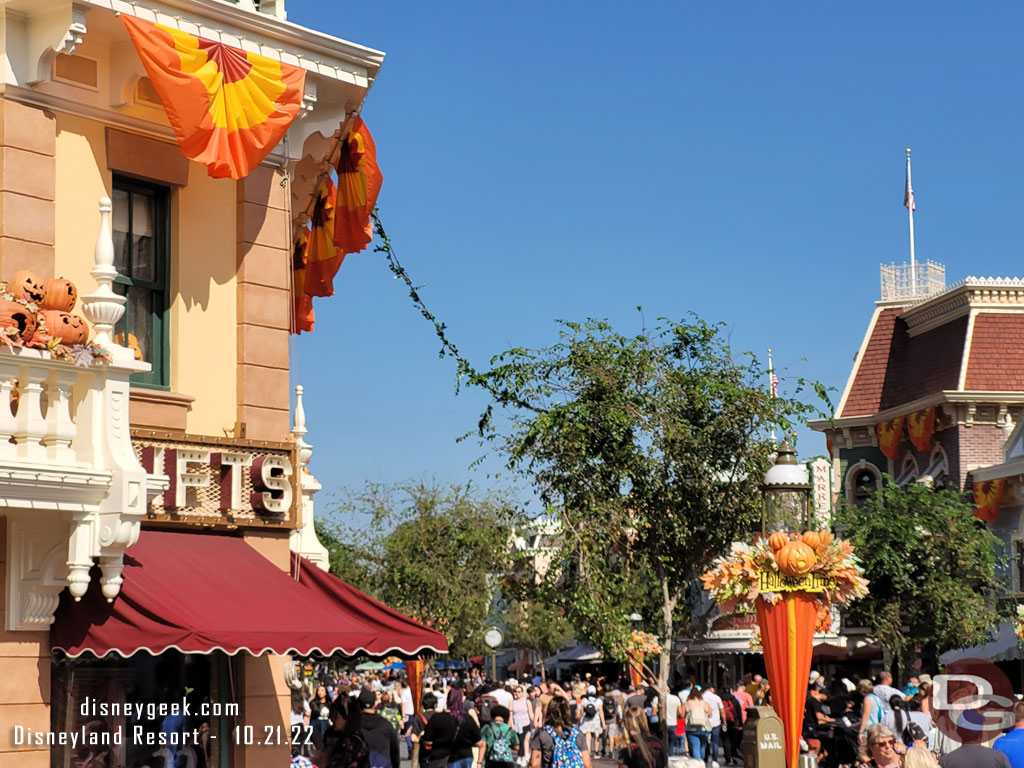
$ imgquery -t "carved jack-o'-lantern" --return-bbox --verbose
[41,310,88,346]
[768,531,789,552]
[8,270,46,304]
[40,278,77,312]
[776,540,817,576]
[0,300,38,340]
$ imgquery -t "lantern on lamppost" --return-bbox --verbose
[760,439,812,534]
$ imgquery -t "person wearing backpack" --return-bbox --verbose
[683,687,712,762]
[409,693,439,767]
[529,696,594,768]
[321,694,370,768]
[577,686,604,757]
[482,706,521,768]
[600,686,622,759]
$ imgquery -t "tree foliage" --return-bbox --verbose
[317,481,522,657]
[835,479,1007,668]
[503,599,575,674]
[475,316,821,698]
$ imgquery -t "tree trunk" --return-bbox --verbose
[541,657,547,682]
[657,570,677,754]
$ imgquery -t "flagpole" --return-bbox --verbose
[768,348,777,441]
[906,148,917,296]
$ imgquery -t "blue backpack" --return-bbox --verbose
[543,726,584,768]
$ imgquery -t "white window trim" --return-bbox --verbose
[896,454,920,487]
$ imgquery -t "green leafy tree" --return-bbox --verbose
[317,481,522,657]
[503,600,575,680]
[835,479,1008,673]
[473,316,819,725]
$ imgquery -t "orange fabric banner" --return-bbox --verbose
[292,228,314,334]
[973,478,1006,523]
[876,416,904,461]
[756,593,817,768]
[305,177,345,298]
[405,659,424,716]
[907,407,936,452]
[628,652,644,686]
[121,15,305,179]
[334,117,382,254]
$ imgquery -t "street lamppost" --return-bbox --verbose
[760,439,812,534]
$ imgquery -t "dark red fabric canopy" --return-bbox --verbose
[291,553,448,656]
[52,530,445,658]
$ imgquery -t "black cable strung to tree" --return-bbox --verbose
[371,209,545,418]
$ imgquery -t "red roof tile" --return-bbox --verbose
[841,308,899,417]
[964,313,1024,391]
[841,309,966,417]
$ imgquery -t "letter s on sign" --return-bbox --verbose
[251,456,293,514]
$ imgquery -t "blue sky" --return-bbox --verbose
[287,1,1024,507]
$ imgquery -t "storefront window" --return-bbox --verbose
[50,649,234,768]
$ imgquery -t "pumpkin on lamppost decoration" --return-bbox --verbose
[776,540,817,576]
[40,278,77,312]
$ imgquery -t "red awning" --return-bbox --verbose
[291,554,447,656]
[52,530,446,658]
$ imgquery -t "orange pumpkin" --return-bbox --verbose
[41,278,77,312]
[818,531,834,550]
[776,540,817,576]
[0,300,37,340]
[801,531,822,550]
[41,311,88,345]
[8,270,46,304]
[768,531,789,552]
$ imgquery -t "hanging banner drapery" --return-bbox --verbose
[305,177,344,297]
[334,117,383,254]
[292,228,314,333]
[756,592,818,768]
[973,478,1006,523]
[907,407,936,452]
[404,659,424,716]
[876,416,904,461]
[121,15,305,179]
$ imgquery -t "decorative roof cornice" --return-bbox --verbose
[900,278,1024,336]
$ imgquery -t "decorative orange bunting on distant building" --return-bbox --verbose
[907,407,936,452]
[121,15,305,179]
[334,117,382,254]
[876,416,904,461]
[973,478,1006,522]
[305,177,344,298]
[292,228,314,334]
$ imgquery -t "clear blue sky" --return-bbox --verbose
[287,1,1024,506]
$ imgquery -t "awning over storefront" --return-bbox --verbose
[52,530,447,658]
[291,553,448,657]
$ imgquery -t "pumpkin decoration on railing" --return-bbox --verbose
[0,299,38,341]
[40,278,77,312]
[8,270,46,304]
[40,310,89,346]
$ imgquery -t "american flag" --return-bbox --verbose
[770,371,779,398]
[904,156,916,211]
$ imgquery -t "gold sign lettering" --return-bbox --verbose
[758,570,837,593]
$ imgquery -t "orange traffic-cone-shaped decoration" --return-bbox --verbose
[628,652,644,686]
[756,592,818,768]
[405,659,424,715]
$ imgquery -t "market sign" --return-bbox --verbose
[132,430,297,528]
[758,570,837,593]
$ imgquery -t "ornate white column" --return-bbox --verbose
[289,385,329,569]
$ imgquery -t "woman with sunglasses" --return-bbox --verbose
[857,724,903,768]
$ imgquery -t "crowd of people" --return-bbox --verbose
[288,666,1024,768]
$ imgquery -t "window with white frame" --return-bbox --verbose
[846,461,883,506]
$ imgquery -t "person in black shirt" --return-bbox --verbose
[410,693,438,766]
[422,687,486,768]
[358,688,401,768]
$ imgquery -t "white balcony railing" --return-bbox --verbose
[3,198,151,631]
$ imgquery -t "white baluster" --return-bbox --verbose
[0,371,16,444]
[14,364,47,460]
[42,369,76,463]
[81,197,126,350]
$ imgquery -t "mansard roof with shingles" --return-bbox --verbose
[835,277,1024,421]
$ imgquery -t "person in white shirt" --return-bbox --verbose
[490,684,514,709]
[702,685,725,765]
[664,690,683,756]
[872,671,904,716]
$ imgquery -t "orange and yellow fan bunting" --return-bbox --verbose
[334,117,382,254]
[292,228,314,334]
[305,177,345,298]
[907,407,936,452]
[973,478,1006,523]
[121,15,305,179]
[876,416,904,461]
